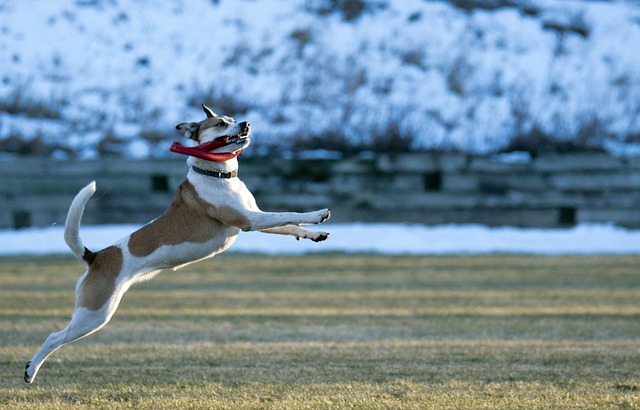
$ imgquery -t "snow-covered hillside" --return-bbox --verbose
[1,0,640,158]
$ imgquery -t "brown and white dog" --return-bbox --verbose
[24,104,330,383]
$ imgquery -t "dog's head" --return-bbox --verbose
[175,104,251,155]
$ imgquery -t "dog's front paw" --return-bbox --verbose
[317,209,331,224]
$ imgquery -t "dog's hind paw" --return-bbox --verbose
[24,361,33,384]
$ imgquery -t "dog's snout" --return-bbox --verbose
[240,121,250,131]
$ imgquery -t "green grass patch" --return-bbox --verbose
[1,254,639,409]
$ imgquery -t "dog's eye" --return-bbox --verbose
[216,121,225,127]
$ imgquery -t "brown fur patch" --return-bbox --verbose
[214,205,251,231]
[78,246,123,311]
[128,180,238,257]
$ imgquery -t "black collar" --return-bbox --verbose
[191,165,238,179]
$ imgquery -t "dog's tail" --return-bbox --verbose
[64,181,97,266]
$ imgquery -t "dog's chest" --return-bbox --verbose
[189,174,257,210]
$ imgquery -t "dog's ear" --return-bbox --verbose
[202,104,217,118]
[175,122,200,140]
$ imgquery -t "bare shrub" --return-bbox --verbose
[290,28,313,48]
[0,85,65,119]
[140,128,173,157]
[542,11,591,39]
[339,0,367,21]
[367,120,417,153]
[97,128,129,157]
[446,56,473,96]
[288,131,357,156]
[0,130,73,157]
[288,118,416,156]
[401,49,426,71]
[139,129,171,145]
[451,0,524,12]
[304,0,385,21]
[187,85,250,117]
[625,132,640,143]
[502,125,604,156]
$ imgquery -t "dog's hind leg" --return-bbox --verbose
[25,247,124,384]
[260,225,330,242]
[24,304,113,384]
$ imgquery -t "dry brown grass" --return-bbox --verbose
[1,254,639,409]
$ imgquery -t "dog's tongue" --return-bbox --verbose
[170,140,242,162]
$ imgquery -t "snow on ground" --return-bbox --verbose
[2,223,639,256]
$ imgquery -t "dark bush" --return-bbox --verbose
[502,125,604,156]
[187,86,250,117]
[97,129,129,157]
[0,86,64,119]
[305,0,386,21]
[0,132,72,157]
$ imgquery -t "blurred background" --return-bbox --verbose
[1,0,639,230]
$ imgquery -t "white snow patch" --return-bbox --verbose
[1,223,639,256]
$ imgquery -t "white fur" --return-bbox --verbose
[64,181,96,265]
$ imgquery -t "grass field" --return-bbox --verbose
[1,253,639,409]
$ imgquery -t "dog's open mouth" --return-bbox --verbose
[217,133,249,147]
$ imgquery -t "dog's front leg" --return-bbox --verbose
[239,209,331,231]
[260,225,330,242]
[193,178,330,232]
[206,203,330,232]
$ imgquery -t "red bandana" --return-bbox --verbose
[170,140,242,162]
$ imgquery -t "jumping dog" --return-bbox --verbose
[24,104,331,383]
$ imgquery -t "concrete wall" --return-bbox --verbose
[1,153,639,229]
